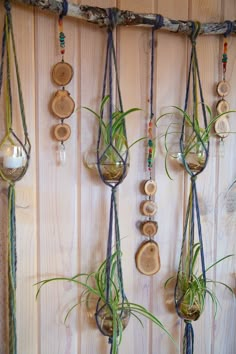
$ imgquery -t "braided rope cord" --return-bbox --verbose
[0,1,31,353]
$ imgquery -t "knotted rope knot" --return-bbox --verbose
[107,8,118,30]
[184,319,192,324]
[108,336,113,344]
[4,0,11,12]
[153,14,164,30]
[191,175,197,183]
[189,21,201,45]
[224,20,233,37]
[59,0,68,19]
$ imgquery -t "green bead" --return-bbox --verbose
[148,140,153,147]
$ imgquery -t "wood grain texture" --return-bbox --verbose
[0,0,235,353]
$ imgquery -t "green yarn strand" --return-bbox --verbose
[8,184,17,354]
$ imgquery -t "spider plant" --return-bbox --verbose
[165,243,234,321]
[156,104,235,179]
[36,251,174,354]
[83,95,146,182]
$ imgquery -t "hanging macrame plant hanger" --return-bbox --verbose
[174,21,209,354]
[0,1,31,353]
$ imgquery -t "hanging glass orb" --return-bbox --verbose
[95,301,130,337]
[84,148,130,184]
[0,141,27,181]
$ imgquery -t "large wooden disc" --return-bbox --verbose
[140,200,157,216]
[141,221,158,237]
[216,99,230,114]
[135,241,161,276]
[51,90,75,119]
[54,123,71,141]
[216,80,230,97]
[143,179,157,196]
[52,61,73,86]
[214,116,230,138]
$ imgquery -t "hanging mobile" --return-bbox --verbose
[214,21,232,147]
[135,16,163,276]
[50,0,75,165]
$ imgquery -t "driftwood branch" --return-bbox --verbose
[9,0,236,35]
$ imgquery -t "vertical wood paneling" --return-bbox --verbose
[214,1,236,354]
[118,0,155,352]
[152,1,188,352]
[35,7,80,354]
[0,1,235,354]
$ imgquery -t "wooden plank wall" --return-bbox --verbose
[0,0,235,353]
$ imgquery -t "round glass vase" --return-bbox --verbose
[177,295,202,321]
[95,301,130,337]
[0,142,27,181]
[174,141,207,173]
[84,147,130,184]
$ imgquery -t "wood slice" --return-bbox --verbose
[216,99,230,114]
[54,123,71,141]
[52,61,73,86]
[140,221,158,237]
[143,179,157,196]
[140,200,157,216]
[214,116,230,138]
[51,90,75,119]
[216,80,230,97]
[135,241,161,276]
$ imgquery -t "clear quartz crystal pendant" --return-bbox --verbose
[57,142,66,165]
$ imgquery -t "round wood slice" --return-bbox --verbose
[135,241,161,276]
[54,123,71,141]
[52,61,73,86]
[140,200,157,216]
[216,80,230,97]
[143,179,157,196]
[216,99,230,114]
[141,221,158,237]
[214,116,230,138]
[51,90,75,119]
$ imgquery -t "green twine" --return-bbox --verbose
[8,184,17,354]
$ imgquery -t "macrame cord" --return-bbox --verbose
[0,1,31,353]
[95,9,128,354]
[174,22,209,354]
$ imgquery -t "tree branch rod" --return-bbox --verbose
[7,0,236,35]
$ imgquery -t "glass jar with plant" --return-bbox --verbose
[83,95,144,184]
[36,251,175,354]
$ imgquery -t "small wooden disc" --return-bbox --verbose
[216,99,230,114]
[216,80,230,97]
[143,179,157,196]
[52,62,73,86]
[135,241,161,276]
[140,200,157,216]
[54,123,71,141]
[214,116,230,138]
[51,90,75,119]
[141,221,158,237]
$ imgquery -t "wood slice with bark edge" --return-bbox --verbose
[216,99,230,114]
[53,123,71,141]
[216,80,230,97]
[51,90,75,119]
[52,62,74,86]
[135,241,161,275]
[143,179,157,196]
[140,200,157,216]
[140,221,158,237]
[214,116,230,138]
